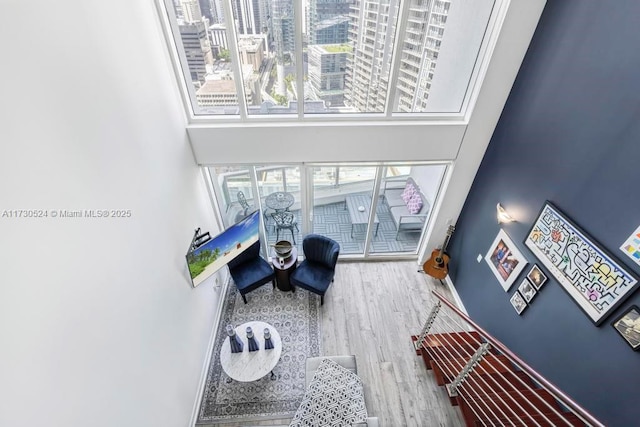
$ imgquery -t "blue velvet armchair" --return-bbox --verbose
[289,234,340,305]
[227,240,275,304]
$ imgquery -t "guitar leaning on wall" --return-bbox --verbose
[421,225,455,280]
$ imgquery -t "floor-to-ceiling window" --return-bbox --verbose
[208,162,447,259]
[255,164,302,245]
[159,0,497,118]
[310,165,378,255]
[210,166,254,227]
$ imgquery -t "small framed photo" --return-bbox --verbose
[509,291,527,315]
[518,278,537,303]
[485,229,528,292]
[611,305,640,351]
[526,265,548,290]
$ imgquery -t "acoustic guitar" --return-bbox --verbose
[422,225,455,280]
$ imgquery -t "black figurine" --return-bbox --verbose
[246,326,259,352]
[226,324,243,353]
[264,327,274,350]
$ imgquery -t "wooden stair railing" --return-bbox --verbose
[411,291,605,427]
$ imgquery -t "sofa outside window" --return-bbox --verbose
[382,176,430,239]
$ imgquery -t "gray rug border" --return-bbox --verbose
[196,282,322,424]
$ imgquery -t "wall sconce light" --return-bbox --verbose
[496,203,515,224]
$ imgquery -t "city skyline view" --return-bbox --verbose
[165,0,495,116]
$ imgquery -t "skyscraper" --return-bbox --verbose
[197,0,214,22]
[395,0,450,112]
[271,0,294,95]
[343,0,397,112]
[180,0,203,22]
[311,15,349,45]
[210,0,225,24]
[307,0,352,46]
[272,0,295,54]
[231,0,261,34]
[308,44,350,106]
[179,21,214,83]
[344,0,451,112]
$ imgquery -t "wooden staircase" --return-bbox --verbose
[411,293,605,427]
[413,331,586,426]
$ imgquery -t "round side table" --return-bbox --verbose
[219,321,282,382]
[271,247,298,292]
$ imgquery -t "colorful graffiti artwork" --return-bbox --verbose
[620,225,640,268]
[525,202,638,325]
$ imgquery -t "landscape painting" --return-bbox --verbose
[187,210,260,287]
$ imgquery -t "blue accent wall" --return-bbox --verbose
[448,2,640,426]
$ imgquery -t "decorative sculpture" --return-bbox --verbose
[264,327,274,350]
[226,324,243,353]
[246,326,259,352]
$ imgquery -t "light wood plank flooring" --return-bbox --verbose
[213,261,465,427]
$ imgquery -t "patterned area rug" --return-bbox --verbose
[196,282,321,424]
[289,359,367,426]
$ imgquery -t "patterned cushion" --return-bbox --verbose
[401,182,417,203]
[407,193,423,214]
[289,358,368,426]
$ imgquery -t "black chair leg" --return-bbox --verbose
[242,294,248,304]
[320,295,324,305]
[290,229,296,245]
[272,279,276,289]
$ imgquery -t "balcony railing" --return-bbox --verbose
[217,166,408,210]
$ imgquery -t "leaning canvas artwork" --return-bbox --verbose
[525,202,638,325]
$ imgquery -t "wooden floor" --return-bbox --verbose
[213,261,465,427]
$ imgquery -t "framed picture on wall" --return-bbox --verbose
[611,305,640,351]
[524,201,639,326]
[510,291,527,315]
[518,278,537,303]
[527,265,548,290]
[485,229,528,292]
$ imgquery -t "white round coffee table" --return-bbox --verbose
[219,321,282,382]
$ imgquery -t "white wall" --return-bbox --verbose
[188,122,466,164]
[0,2,221,427]
[411,165,447,207]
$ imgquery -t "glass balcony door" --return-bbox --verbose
[310,166,379,255]
[207,162,448,259]
[210,166,255,228]
[369,164,447,254]
[255,165,302,251]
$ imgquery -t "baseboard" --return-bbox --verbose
[188,277,231,427]
[444,275,468,315]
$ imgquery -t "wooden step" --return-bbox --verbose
[430,354,513,387]
[460,387,558,416]
[435,368,534,408]
[413,331,484,369]
[457,388,585,427]
[423,342,491,367]
[458,397,586,427]
[463,370,536,394]
[477,412,586,427]
[460,399,586,427]
[412,331,482,353]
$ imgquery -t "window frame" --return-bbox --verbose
[155,0,548,262]
[155,0,520,124]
